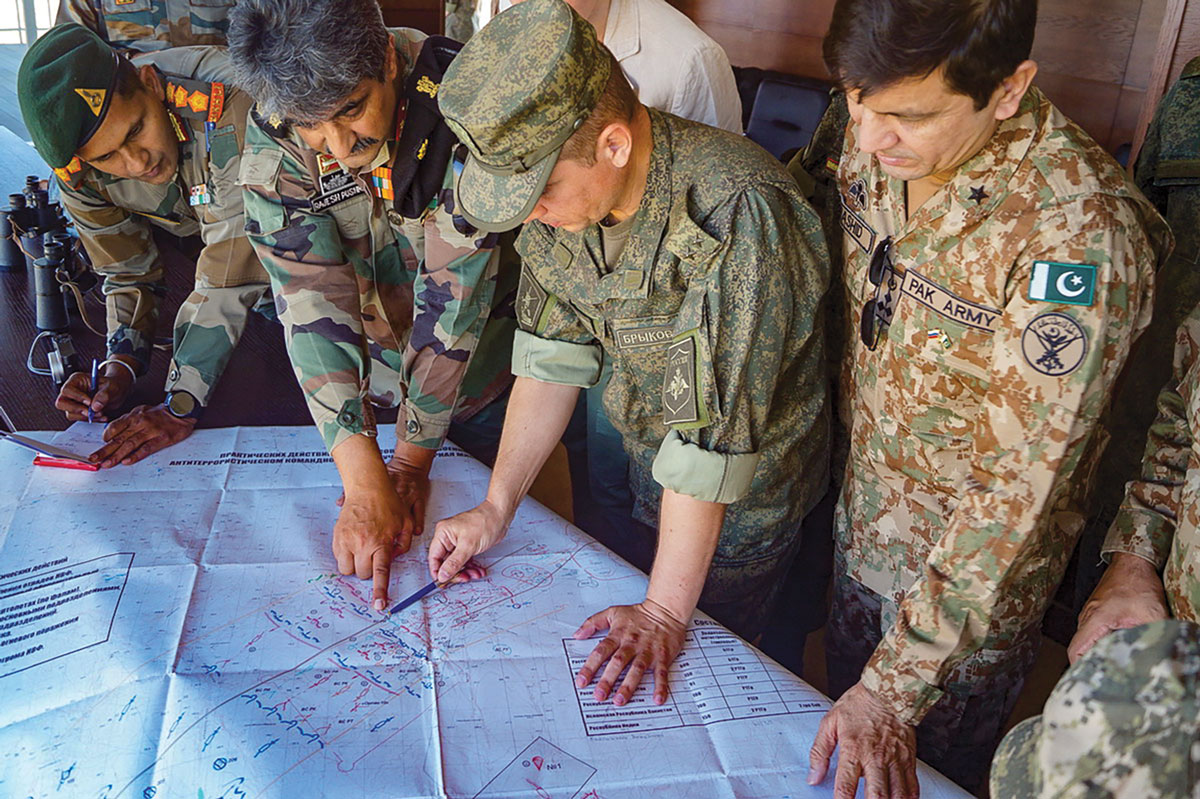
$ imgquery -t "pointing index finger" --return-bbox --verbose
[372,550,392,612]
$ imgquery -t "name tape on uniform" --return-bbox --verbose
[612,317,675,352]
[901,269,1001,332]
[841,201,876,254]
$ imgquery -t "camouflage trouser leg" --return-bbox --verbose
[826,561,1041,794]
[168,282,272,404]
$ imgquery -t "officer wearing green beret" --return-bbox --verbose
[18,24,269,466]
[428,0,830,706]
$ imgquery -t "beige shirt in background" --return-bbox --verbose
[499,0,743,133]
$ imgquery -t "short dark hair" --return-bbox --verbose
[823,0,1037,110]
[113,55,142,98]
[560,51,639,164]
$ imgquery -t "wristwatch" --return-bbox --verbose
[165,390,203,420]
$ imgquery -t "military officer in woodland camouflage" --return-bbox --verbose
[17,24,269,467]
[229,0,510,610]
[57,0,234,52]
[1069,303,1200,661]
[807,0,1171,794]
[428,0,829,708]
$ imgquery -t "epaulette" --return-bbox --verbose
[164,75,226,124]
[251,103,291,139]
[1182,56,1200,80]
[52,156,88,190]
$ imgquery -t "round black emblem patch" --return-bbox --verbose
[1021,312,1088,376]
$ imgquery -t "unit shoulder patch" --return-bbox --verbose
[662,332,709,429]
[1027,261,1096,306]
[516,270,549,332]
[1021,312,1088,376]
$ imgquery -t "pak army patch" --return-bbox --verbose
[1021,312,1088,376]
[1028,261,1096,306]
[662,333,708,428]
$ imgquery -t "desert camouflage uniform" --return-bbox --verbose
[513,109,830,637]
[831,87,1170,787]
[239,28,511,455]
[54,46,267,407]
[990,619,1200,799]
[57,0,233,52]
[1103,304,1200,621]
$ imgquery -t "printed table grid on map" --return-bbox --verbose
[564,620,827,736]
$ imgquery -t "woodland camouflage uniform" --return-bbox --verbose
[57,0,234,52]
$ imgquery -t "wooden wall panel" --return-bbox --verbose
[671,0,1169,152]
[378,0,444,35]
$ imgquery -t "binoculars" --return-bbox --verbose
[1,175,68,274]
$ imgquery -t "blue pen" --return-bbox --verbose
[88,358,99,424]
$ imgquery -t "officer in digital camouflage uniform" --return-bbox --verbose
[805,0,1172,794]
[991,620,1200,799]
[427,0,829,709]
[1075,57,1200,620]
[57,0,233,53]
[1069,303,1200,664]
[229,0,512,611]
[17,24,269,468]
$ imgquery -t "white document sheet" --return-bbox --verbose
[0,425,971,799]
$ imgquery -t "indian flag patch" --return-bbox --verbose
[1028,261,1096,306]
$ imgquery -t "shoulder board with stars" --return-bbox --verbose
[250,103,290,139]
[164,76,225,124]
[53,156,88,190]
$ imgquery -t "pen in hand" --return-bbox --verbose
[88,358,99,424]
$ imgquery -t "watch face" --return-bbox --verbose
[168,391,196,417]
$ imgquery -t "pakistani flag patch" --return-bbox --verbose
[1028,261,1096,306]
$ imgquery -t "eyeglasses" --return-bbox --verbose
[860,236,897,351]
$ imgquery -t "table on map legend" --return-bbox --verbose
[563,620,829,736]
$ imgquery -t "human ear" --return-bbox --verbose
[597,121,633,169]
[993,60,1038,121]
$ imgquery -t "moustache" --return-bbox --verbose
[350,137,380,155]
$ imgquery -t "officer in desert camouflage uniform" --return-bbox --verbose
[17,24,269,468]
[1069,303,1200,663]
[57,0,234,52]
[805,0,1172,794]
[427,0,829,708]
[991,620,1200,799]
[229,0,511,611]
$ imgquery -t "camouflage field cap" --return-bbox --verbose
[438,0,611,232]
[990,620,1200,798]
[17,23,122,168]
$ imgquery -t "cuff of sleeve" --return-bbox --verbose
[650,429,760,504]
[1101,509,1172,568]
[511,328,602,388]
[106,326,151,376]
[399,401,451,450]
[320,397,377,453]
[860,646,945,726]
[164,360,217,406]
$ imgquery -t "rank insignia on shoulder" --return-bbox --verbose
[1021,312,1088,376]
[188,183,210,206]
[251,104,290,138]
[1028,261,1096,306]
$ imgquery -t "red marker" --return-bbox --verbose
[33,455,99,471]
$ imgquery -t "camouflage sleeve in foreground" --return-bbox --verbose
[861,199,1159,724]
[1102,309,1200,567]
[58,175,165,374]
[395,168,501,448]
[650,186,829,505]
[169,128,267,406]
[57,0,233,52]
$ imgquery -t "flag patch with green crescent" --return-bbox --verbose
[1028,262,1096,306]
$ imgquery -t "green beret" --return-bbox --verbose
[18,23,121,169]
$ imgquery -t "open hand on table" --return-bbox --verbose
[808,681,919,799]
[572,598,688,706]
[89,404,196,468]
